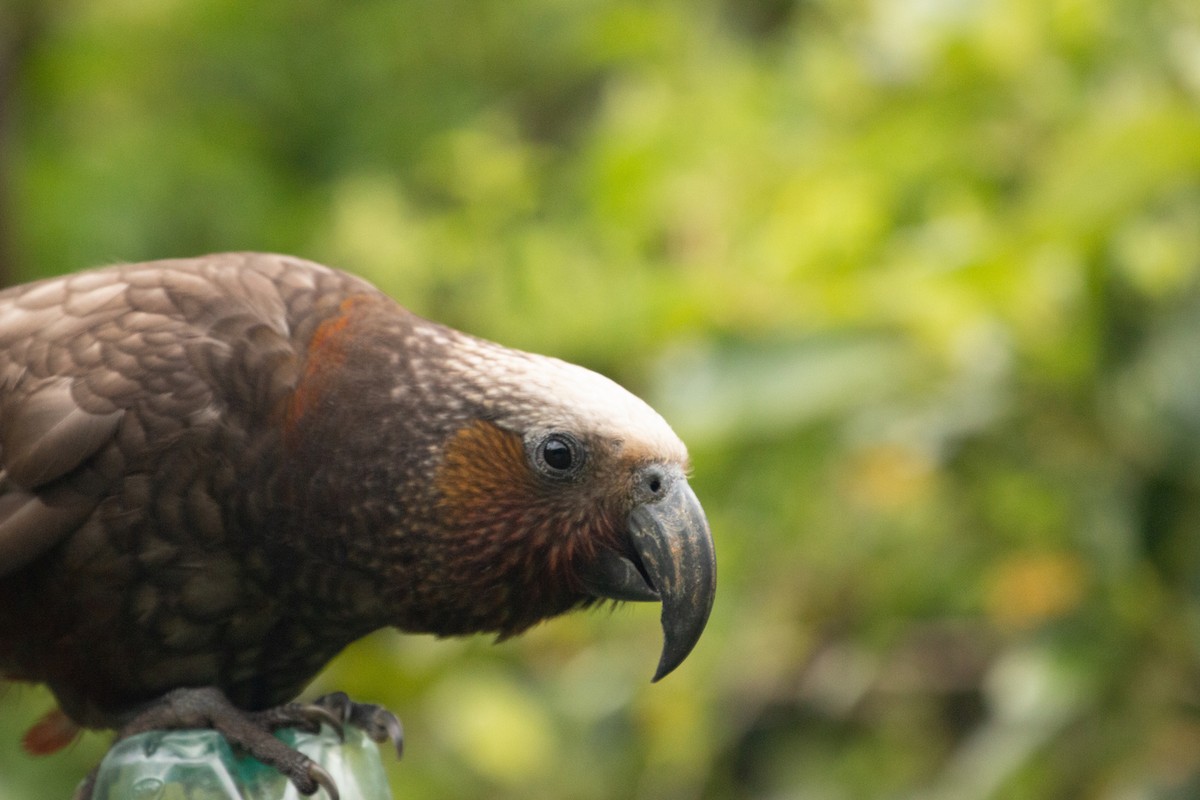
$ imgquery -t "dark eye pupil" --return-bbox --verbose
[543,438,573,471]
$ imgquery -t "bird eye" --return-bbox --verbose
[535,433,584,478]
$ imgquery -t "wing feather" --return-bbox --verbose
[1,379,122,488]
[0,252,373,576]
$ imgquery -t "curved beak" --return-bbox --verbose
[580,478,716,682]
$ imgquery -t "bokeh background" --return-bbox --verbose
[3,0,1200,797]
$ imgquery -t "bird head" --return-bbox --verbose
[412,325,717,681]
[284,297,716,681]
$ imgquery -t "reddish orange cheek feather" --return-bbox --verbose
[437,421,538,516]
[434,421,624,629]
[435,421,562,570]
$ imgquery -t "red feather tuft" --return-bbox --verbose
[22,708,81,755]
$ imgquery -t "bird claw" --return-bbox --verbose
[305,705,347,742]
[377,712,405,759]
[314,691,405,758]
[307,760,340,800]
[256,702,346,741]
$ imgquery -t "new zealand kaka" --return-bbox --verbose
[0,253,716,797]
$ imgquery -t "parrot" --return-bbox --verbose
[0,252,716,797]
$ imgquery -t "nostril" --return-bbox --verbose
[643,468,666,498]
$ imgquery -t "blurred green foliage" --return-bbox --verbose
[2,0,1200,797]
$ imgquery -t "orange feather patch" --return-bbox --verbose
[284,294,378,438]
[436,420,536,520]
[22,707,81,755]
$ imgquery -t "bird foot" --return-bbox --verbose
[74,687,402,800]
[312,691,405,758]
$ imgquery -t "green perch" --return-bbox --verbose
[89,726,391,800]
